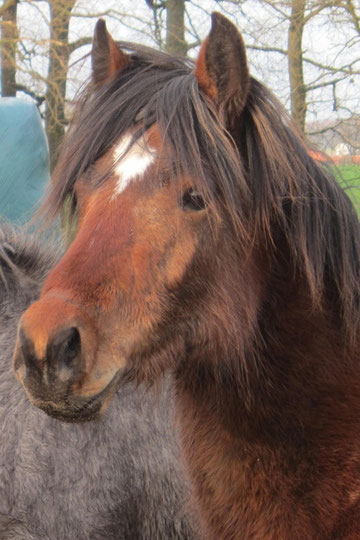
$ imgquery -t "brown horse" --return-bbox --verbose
[12,12,360,539]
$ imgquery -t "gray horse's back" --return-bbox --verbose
[0,224,195,539]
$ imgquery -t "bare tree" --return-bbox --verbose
[225,0,360,151]
[1,0,359,161]
[0,0,19,96]
[288,0,306,130]
[45,0,76,167]
[165,0,186,55]
[146,0,187,55]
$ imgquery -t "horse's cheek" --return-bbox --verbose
[164,233,197,288]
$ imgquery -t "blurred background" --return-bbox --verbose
[0,0,359,210]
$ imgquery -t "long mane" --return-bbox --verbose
[43,42,360,341]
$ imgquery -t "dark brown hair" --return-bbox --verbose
[43,42,360,342]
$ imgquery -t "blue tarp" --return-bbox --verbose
[0,98,49,223]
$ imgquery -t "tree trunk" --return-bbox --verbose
[0,0,18,96]
[165,0,187,56]
[45,0,75,170]
[288,0,307,132]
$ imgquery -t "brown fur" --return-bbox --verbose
[13,12,360,539]
[92,19,130,86]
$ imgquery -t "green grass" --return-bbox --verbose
[334,164,360,216]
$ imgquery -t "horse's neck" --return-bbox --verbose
[174,278,360,539]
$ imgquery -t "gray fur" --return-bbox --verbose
[0,223,195,539]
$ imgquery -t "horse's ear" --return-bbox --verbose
[92,19,130,86]
[195,13,250,117]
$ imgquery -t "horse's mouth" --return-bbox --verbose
[37,394,103,422]
[28,372,121,423]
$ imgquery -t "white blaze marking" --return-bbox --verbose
[113,134,155,196]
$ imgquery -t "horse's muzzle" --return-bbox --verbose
[13,320,120,421]
[32,381,116,423]
[13,324,83,395]
[12,321,116,421]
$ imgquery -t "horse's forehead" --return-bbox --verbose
[112,131,157,198]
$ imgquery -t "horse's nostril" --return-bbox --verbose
[65,327,81,364]
[49,326,81,368]
[17,326,39,372]
[13,324,83,389]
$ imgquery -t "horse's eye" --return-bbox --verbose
[181,188,207,211]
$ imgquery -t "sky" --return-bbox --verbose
[11,0,360,141]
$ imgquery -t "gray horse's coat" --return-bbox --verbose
[0,224,195,539]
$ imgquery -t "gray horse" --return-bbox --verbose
[0,223,195,539]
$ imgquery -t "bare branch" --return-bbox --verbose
[247,44,287,55]
[14,83,45,105]
[69,36,92,54]
[307,75,348,91]
[145,0,166,9]
[0,0,17,18]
